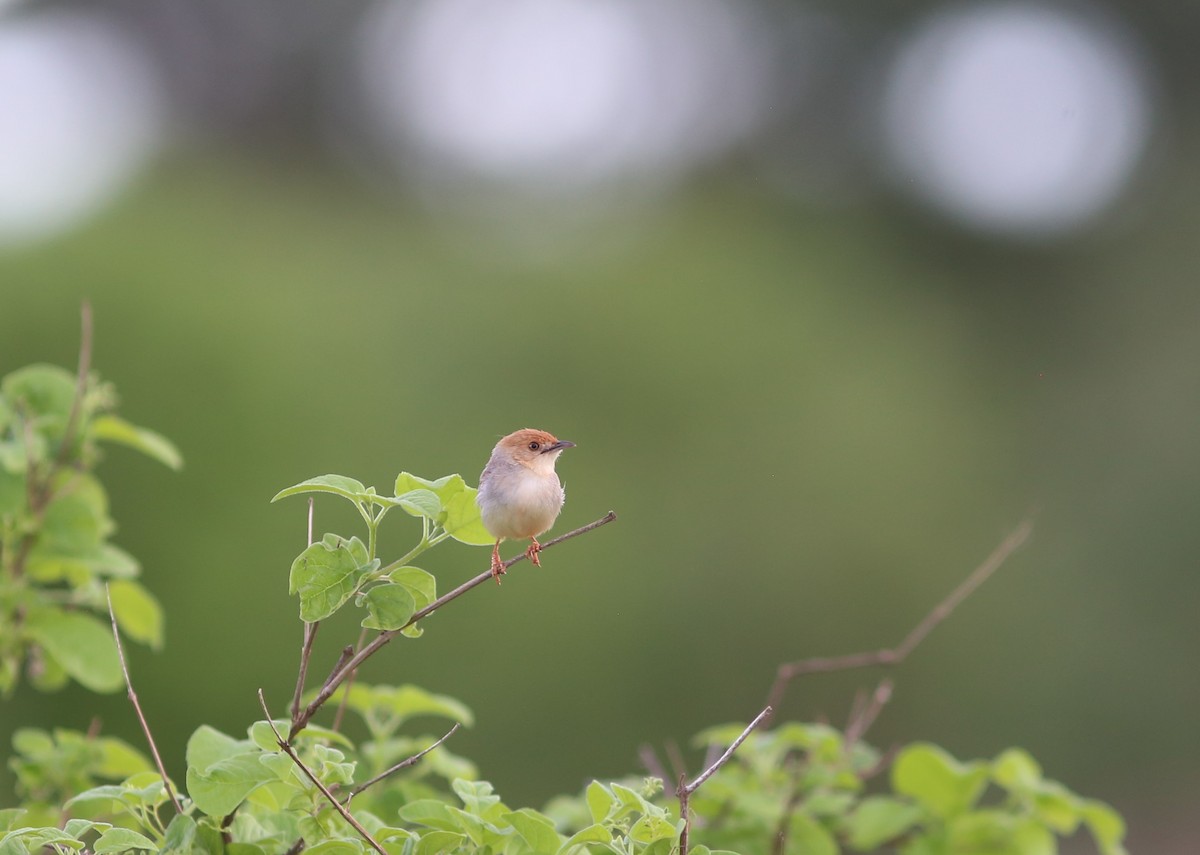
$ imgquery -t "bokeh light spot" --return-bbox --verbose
[0,10,165,248]
[881,2,1153,237]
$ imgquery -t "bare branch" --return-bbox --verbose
[330,628,369,734]
[638,744,668,784]
[844,679,893,747]
[105,584,183,815]
[55,301,93,470]
[257,690,388,855]
[290,511,618,740]
[291,623,320,724]
[765,520,1033,720]
[291,499,320,726]
[344,722,462,801]
[677,705,772,855]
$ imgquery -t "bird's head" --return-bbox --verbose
[498,428,575,472]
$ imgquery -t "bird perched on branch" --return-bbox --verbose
[477,428,574,584]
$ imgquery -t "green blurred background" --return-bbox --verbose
[2,1,1198,852]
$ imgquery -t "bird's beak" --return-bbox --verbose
[545,439,575,452]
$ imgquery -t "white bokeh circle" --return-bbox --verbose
[881,2,1153,237]
[0,10,165,247]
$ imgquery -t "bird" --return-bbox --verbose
[477,428,574,584]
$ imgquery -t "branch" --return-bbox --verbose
[343,722,461,801]
[290,511,618,740]
[844,678,893,747]
[257,690,387,855]
[765,519,1033,721]
[55,300,93,470]
[677,705,772,855]
[105,585,183,815]
[291,499,319,725]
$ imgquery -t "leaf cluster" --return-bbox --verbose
[275,472,491,633]
[0,363,180,696]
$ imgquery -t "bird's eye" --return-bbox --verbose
[528,441,540,451]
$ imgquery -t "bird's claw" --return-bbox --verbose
[525,538,542,567]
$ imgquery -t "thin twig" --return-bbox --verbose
[291,499,320,725]
[290,511,618,740]
[257,690,387,855]
[291,623,320,724]
[765,520,1033,721]
[665,740,688,784]
[677,705,772,855]
[343,722,462,801]
[638,744,668,784]
[330,627,369,734]
[54,301,93,471]
[844,678,893,747]
[106,585,183,815]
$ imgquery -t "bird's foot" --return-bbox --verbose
[491,543,506,585]
[525,537,543,567]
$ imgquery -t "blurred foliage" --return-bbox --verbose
[0,356,179,696]
[0,152,1198,853]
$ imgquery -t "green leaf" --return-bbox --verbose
[586,781,615,824]
[394,473,467,505]
[36,474,112,555]
[360,584,417,631]
[272,474,368,504]
[108,579,165,650]
[0,811,25,834]
[334,684,474,729]
[846,796,924,849]
[305,842,364,855]
[2,364,77,444]
[560,823,615,851]
[1031,781,1082,833]
[504,809,564,854]
[186,725,251,772]
[289,535,377,621]
[95,737,152,778]
[388,566,437,611]
[892,743,989,819]
[395,489,442,520]
[89,414,183,470]
[23,608,122,693]
[452,778,503,817]
[413,830,466,855]
[1081,800,1127,855]
[93,827,157,853]
[161,814,198,853]
[442,487,493,545]
[0,826,86,853]
[991,748,1042,792]
[187,750,278,816]
[399,800,460,832]
[785,813,837,855]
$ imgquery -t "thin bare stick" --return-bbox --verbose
[665,740,688,783]
[106,585,183,814]
[291,623,320,724]
[638,744,668,784]
[677,705,772,855]
[765,520,1033,720]
[257,690,387,855]
[55,301,93,470]
[330,627,369,734]
[291,499,320,725]
[290,511,618,740]
[343,722,462,801]
[844,679,893,747]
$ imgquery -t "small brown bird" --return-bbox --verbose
[477,428,574,584]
